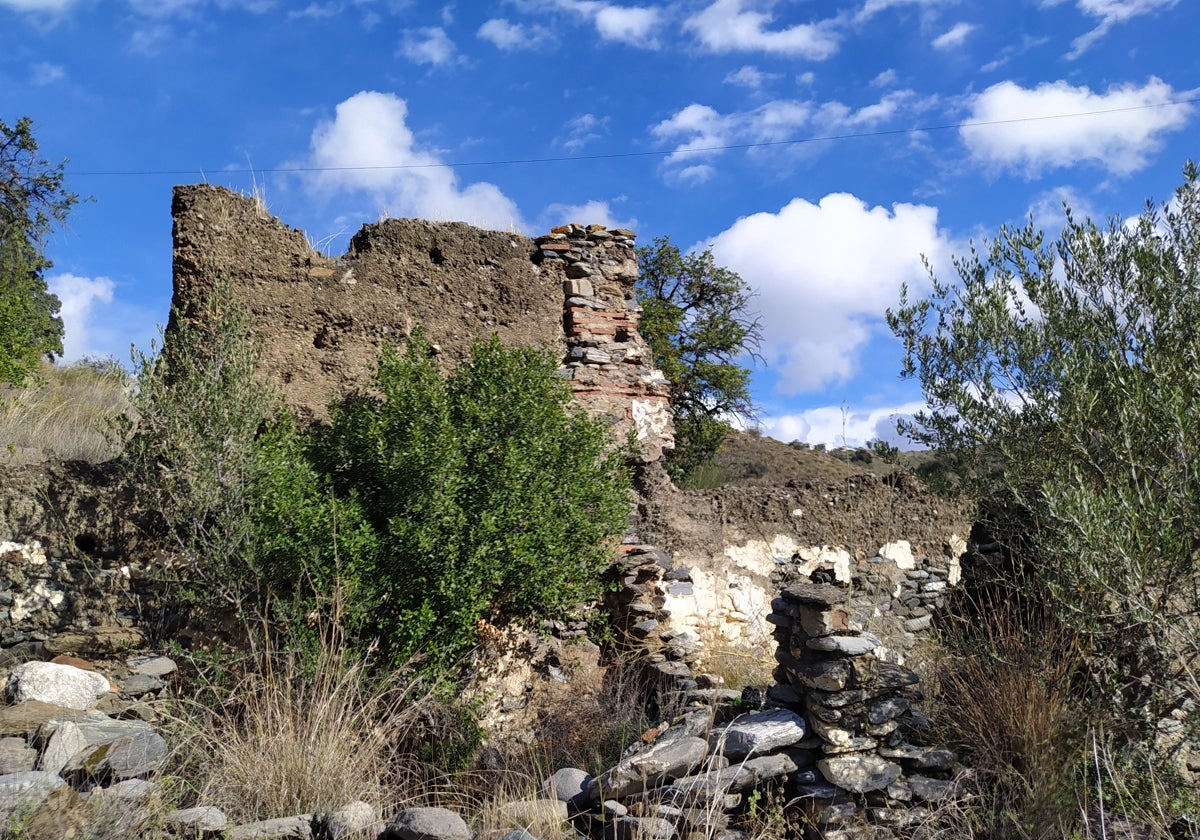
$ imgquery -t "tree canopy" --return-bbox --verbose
[0,117,76,386]
[888,161,1200,719]
[636,236,761,481]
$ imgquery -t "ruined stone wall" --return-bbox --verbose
[630,472,971,673]
[170,186,672,460]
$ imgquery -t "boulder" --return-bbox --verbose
[383,806,474,840]
[541,767,591,802]
[40,717,168,779]
[0,770,65,817]
[586,736,708,801]
[166,805,229,833]
[6,661,110,710]
[711,709,806,759]
[228,814,315,839]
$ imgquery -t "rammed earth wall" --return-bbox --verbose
[170,185,673,460]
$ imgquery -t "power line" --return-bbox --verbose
[72,96,1200,177]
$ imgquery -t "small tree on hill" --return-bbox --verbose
[637,236,762,482]
[0,117,77,386]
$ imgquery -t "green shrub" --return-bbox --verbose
[314,332,632,671]
[122,281,632,676]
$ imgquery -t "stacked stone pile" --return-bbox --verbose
[767,583,959,838]
[815,540,960,666]
[534,224,674,463]
[607,543,703,711]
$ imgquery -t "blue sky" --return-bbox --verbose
[2,0,1196,447]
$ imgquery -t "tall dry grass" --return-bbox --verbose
[922,594,1086,840]
[0,359,131,462]
[170,622,445,827]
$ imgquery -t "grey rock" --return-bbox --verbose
[711,709,806,758]
[0,770,65,816]
[384,806,474,840]
[806,633,882,656]
[0,737,36,774]
[120,673,165,697]
[566,261,601,279]
[40,717,168,779]
[867,697,911,725]
[324,800,378,837]
[817,753,902,794]
[167,805,229,832]
[907,775,957,803]
[603,800,627,818]
[228,814,314,839]
[543,767,591,802]
[586,736,708,801]
[102,778,161,801]
[6,661,110,710]
[497,832,537,840]
[126,654,178,677]
[671,748,814,799]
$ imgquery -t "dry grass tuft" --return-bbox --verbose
[922,594,1086,839]
[171,622,443,827]
[0,359,131,462]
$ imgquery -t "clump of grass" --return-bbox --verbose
[0,358,131,462]
[171,620,446,826]
[922,594,1086,840]
[697,642,775,691]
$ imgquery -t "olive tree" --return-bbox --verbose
[637,236,762,481]
[888,162,1200,718]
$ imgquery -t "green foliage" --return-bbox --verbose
[124,281,631,677]
[314,332,632,670]
[889,162,1200,721]
[637,236,761,482]
[119,283,372,629]
[0,117,77,386]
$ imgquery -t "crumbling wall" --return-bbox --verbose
[631,472,972,672]
[170,186,672,460]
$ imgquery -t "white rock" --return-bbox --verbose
[7,662,111,710]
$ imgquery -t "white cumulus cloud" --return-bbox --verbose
[399,27,456,65]
[705,193,953,393]
[931,21,974,49]
[761,401,927,448]
[961,77,1193,176]
[652,91,915,179]
[299,91,526,232]
[552,1,662,47]
[477,17,551,49]
[47,274,115,361]
[592,4,659,46]
[685,0,840,58]
[537,200,636,232]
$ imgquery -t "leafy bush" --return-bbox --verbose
[124,279,631,677]
[314,332,632,670]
